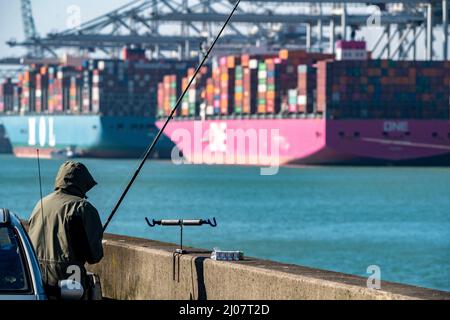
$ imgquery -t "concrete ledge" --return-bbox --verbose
[87,233,450,300]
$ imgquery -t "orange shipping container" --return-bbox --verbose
[266,91,276,99]
[279,49,307,61]
[227,56,237,69]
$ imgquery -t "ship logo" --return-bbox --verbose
[28,117,56,147]
[209,122,227,153]
[169,121,281,175]
[272,135,290,151]
[383,121,409,133]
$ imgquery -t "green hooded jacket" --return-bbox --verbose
[28,161,104,289]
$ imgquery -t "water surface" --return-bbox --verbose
[0,155,448,291]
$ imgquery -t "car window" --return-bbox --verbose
[0,226,30,293]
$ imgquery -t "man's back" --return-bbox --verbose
[28,161,103,293]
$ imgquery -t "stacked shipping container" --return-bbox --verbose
[156,50,334,118]
[181,66,210,117]
[257,60,267,114]
[157,66,211,118]
[181,69,193,117]
[160,74,179,117]
[19,69,37,114]
[278,50,333,115]
[317,60,450,119]
[297,64,317,113]
[37,66,50,113]
[265,57,299,114]
[0,79,16,113]
[234,64,244,114]
[2,46,450,122]
[204,78,214,116]
[242,55,265,115]
[156,49,450,120]
[219,56,238,115]
[0,57,196,117]
[47,67,56,113]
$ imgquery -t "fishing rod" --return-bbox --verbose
[36,149,47,261]
[103,0,241,232]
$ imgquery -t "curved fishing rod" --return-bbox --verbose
[103,0,241,232]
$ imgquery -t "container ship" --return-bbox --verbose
[0,49,196,159]
[0,123,12,154]
[156,41,450,165]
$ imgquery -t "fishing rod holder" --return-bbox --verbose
[145,218,217,254]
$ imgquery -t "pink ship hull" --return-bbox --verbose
[157,119,450,165]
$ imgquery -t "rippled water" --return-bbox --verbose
[1,155,449,292]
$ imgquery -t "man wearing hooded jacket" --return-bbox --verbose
[28,161,104,298]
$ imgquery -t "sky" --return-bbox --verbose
[0,0,131,57]
[0,1,446,61]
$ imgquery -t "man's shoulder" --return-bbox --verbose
[46,190,83,203]
[42,191,94,212]
[64,196,98,215]
[78,199,97,211]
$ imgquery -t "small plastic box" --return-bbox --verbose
[211,249,244,261]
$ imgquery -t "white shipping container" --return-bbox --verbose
[336,48,368,61]
[298,95,307,105]
[206,105,214,115]
[91,100,99,113]
[258,70,267,79]
[258,84,267,92]
[92,88,100,101]
[212,57,219,70]
[188,90,196,103]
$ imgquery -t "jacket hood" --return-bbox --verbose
[54,161,97,198]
